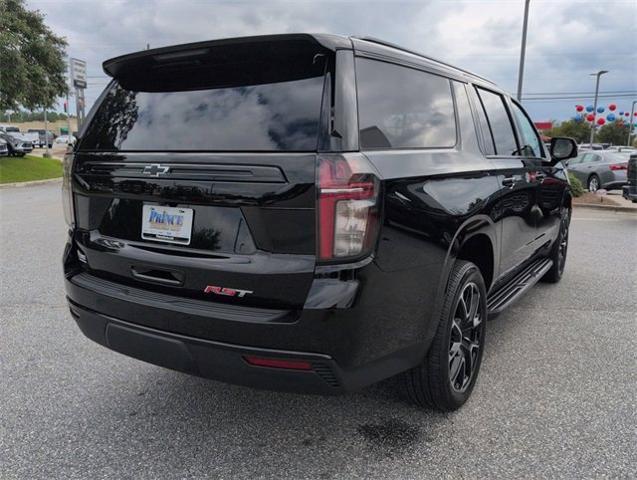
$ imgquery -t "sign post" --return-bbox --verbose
[69,58,87,132]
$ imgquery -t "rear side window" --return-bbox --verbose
[356,58,456,149]
[475,87,518,156]
[80,56,327,151]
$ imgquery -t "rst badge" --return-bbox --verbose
[204,285,253,298]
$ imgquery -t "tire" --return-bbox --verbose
[588,174,601,192]
[542,208,570,283]
[403,260,487,411]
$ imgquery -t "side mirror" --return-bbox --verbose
[549,137,578,163]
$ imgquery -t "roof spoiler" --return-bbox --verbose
[102,33,351,79]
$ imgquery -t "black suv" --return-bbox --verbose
[63,34,577,410]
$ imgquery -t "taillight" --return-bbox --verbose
[609,163,627,171]
[317,154,380,262]
[61,151,75,227]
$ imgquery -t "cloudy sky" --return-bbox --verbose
[29,0,637,122]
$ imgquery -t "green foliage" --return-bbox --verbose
[596,122,631,146]
[545,120,591,144]
[567,172,584,197]
[0,154,62,183]
[0,0,68,110]
[0,109,69,122]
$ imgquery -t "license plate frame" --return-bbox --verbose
[141,204,194,246]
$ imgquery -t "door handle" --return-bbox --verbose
[502,176,516,188]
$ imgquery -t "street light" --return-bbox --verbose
[516,0,531,102]
[628,100,637,146]
[589,70,609,145]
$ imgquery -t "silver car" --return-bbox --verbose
[567,150,629,192]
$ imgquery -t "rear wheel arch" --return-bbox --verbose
[456,233,495,293]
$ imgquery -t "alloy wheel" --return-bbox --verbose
[588,176,599,192]
[448,282,484,393]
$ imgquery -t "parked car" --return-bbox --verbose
[22,131,40,148]
[0,138,8,156]
[578,143,604,151]
[622,153,637,202]
[567,150,630,192]
[63,34,576,411]
[55,134,75,145]
[0,132,33,156]
[0,125,21,134]
[27,129,55,148]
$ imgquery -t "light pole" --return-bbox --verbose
[628,100,637,146]
[516,0,531,101]
[589,70,608,145]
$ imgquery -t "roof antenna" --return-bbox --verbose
[146,43,150,50]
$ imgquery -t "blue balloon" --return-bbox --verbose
[597,106,605,113]
[574,114,584,122]
[586,105,594,112]
[606,113,615,121]
[619,111,624,116]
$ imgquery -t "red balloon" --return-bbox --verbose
[634,112,637,116]
[597,118,605,125]
[586,113,595,121]
[626,112,630,117]
[575,105,584,112]
[608,104,616,111]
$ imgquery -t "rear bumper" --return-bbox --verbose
[69,301,344,393]
[64,266,431,393]
[623,185,637,201]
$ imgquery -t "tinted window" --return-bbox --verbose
[511,101,543,157]
[356,58,456,149]
[452,81,480,149]
[81,63,326,151]
[476,87,518,155]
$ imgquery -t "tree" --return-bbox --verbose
[0,0,68,111]
[545,120,591,144]
[596,121,631,146]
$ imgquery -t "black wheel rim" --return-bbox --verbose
[448,282,483,393]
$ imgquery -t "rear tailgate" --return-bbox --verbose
[70,36,331,310]
[72,152,317,309]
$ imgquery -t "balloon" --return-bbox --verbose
[575,105,584,112]
[597,118,605,125]
[634,112,637,116]
[606,113,616,122]
[586,105,594,112]
[626,112,630,117]
[608,104,616,111]
[597,106,605,113]
[586,113,595,121]
[619,111,624,116]
[574,114,584,122]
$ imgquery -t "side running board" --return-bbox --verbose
[487,257,553,316]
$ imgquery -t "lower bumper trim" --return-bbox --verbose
[69,300,343,393]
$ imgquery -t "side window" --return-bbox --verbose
[511,101,543,158]
[356,58,456,149]
[475,86,518,156]
[470,88,496,155]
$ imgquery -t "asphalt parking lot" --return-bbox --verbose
[1,182,635,479]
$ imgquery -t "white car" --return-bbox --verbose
[55,135,76,145]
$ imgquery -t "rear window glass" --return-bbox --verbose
[81,60,326,151]
[356,58,456,149]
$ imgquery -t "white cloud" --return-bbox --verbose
[28,0,637,121]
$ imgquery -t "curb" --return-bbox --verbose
[0,177,62,189]
[574,203,637,213]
